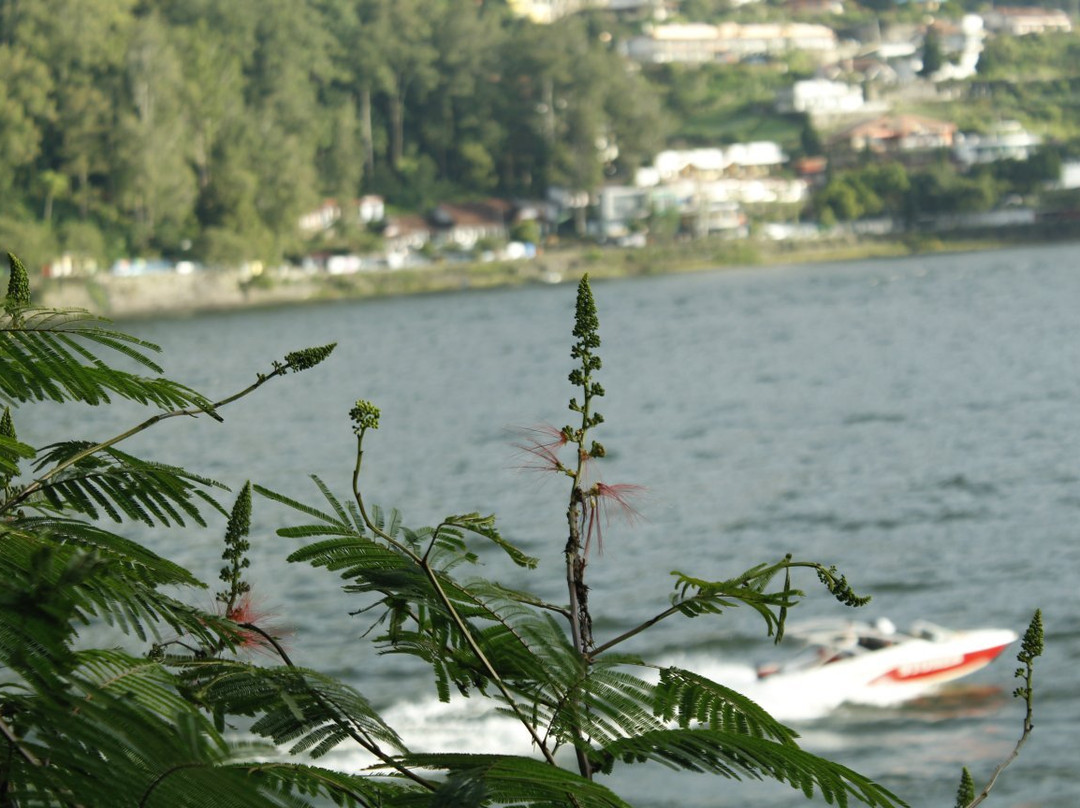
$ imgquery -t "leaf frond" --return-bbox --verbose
[0,310,214,411]
[597,729,906,807]
[398,753,634,808]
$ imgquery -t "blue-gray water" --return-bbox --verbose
[23,243,1080,806]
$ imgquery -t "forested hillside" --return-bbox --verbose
[0,0,665,267]
[6,0,1080,274]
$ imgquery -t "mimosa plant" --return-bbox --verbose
[0,250,1037,807]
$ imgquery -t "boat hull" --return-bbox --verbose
[752,626,1017,718]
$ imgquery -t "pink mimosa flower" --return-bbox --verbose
[513,424,571,474]
[224,593,285,655]
[583,482,646,558]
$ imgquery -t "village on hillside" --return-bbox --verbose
[39,0,1080,280]
[275,0,1080,276]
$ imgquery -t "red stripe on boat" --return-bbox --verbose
[871,645,1011,685]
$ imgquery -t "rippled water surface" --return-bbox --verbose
[23,243,1080,807]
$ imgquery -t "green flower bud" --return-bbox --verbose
[350,399,381,433]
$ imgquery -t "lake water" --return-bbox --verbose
[23,243,1080,807]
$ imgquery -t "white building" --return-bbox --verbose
[953,121,1042,167]
[642,143,787,183]
[776,79,865,115]
[505,0,589,23]
[298,196,385,234]
[983,6,1072,35]
[661,177,810,206]
[1059,161,1080,189]
[507,0,661,22]
[594,183,687,239]
[626,22,838,64]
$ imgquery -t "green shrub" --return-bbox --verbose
[0,253,1038,806]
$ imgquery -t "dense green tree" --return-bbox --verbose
[859,162,911,217]
[0,45,53,202]
[800,118,824,158]
[598,47,668,179]
[318,0,382,179]
[981,146,1061,195]
[317,95,366,202]
[815,176,871,222]
[0,0,670,259]
[920,28,944,78]
[21,0,134,218]
[170,20,247,195]
[245,0,332,139]
[34,170,68,224]
[116,14,197,251]
[814,159,1004,226]
[492,17,663,227]
[363,0,439,173]
[194,132,273,264]
[58,219,108,267]
[421,0,505,180]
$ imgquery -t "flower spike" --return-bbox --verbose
[5,252,31,315]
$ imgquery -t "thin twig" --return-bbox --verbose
[0,715,85,808]
[0,714,44,768]
[966,652,1037,806]
[965,728,1032,808]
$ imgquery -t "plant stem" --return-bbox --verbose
[350,432,559,767]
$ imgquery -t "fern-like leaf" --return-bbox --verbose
[255,480,351,528]
[29,442,227,526]
[398,753,634,808]
[653,666,800,744]
[0,431,35,479]
[0,307,215,411]
[669,566,804,637]
[0,520,230,656]
[241,762,419,807]
[598,729,906,806]
[180,660,407,760]
[0,660,315,807]
[440,513,539,569]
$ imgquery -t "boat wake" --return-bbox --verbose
[319,634,1014,777]
[656,653,842,721]
[374,655,856,757]
[321,618,1018,777]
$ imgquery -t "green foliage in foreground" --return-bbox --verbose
[0,251,1036,806]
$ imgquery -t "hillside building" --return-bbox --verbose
[625,22,838,64]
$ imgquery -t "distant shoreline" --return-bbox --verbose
[36,229,1079,321]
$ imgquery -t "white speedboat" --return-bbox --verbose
[753,618,1017,714]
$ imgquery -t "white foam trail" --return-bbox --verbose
[322,651,848,775]
[383,695,536,755]
[656,652,841,722]
[318,695,542,774]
